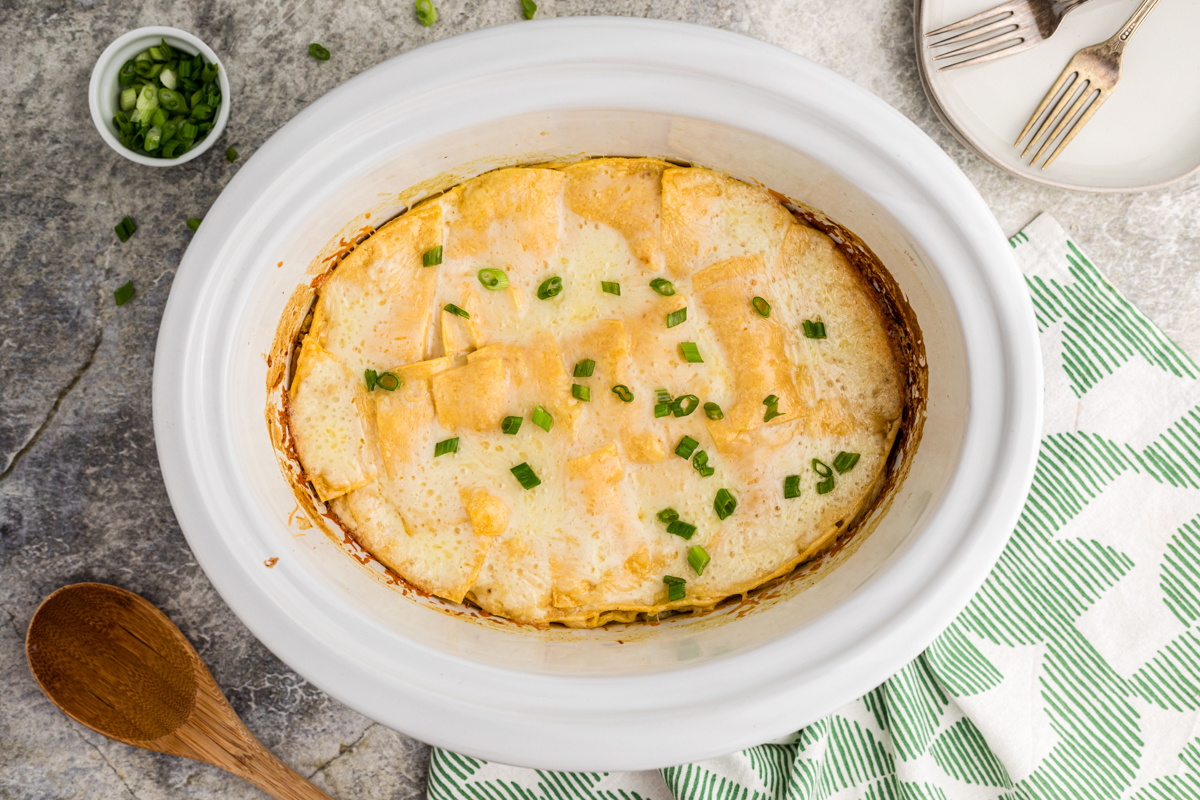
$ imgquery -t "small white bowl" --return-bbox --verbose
[89,26,231,167]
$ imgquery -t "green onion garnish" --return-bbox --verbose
[444,303,470,319]
[752,296,771,317]
[692,450,714,478]
[309,43,331,60]
[532,405,553,432]
[657,508,680,524]
[679,342,703,363]
[654,403,670,418]
[763,394,779,406]
[675,436,699,459]
[655,389,672,404]
[612,384,634,403]
[601,281,621,296]
[113,281,134,306]
[803,320,827,339]
[817,479,836,495]
[650,278,676,296]
[833,452,861,473]
[422,246,443,267]
[763,394,783,423]
[663,575,686,601]
[501,416,523,434]
[225,146,238,163]
[703,402,724,421]
[375,372,400,391]
[688,545,711,576]
[573,359,595,378]
[415,0,438,25]
[784,475,801,498]
[364,369,377,390]
[537,276,563,300]
[667,520,697,540]
[666,308,687,328]
[521,0,537,19]
[186,218,201,232]
[671,395,699,417]
[511,462,540,490]
[813,459,835,494]
[654,388,672,418]
[120,87,137,111]
[114,216,137,242]
[714,488,737,520]
[478,268,510,290]
[434,437,459,457]
[572,384,591,402]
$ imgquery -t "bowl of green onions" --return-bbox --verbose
[89,26,230,166]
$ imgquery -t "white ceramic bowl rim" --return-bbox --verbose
[88,26,231,167]
[153,18,1043,770]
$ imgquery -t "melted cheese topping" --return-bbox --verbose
[288,160,905,627]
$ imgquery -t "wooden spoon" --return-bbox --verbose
[25,583,335,800]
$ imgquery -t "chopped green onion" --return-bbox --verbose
[663,575,686,601]
[572,384,591,402]
[650,278,676,296]
[186,218,202,232]
[120,87,137,110]
[763,394,779,406]
[144,126,162,151]
[118,61,137,87]
[803,320,827,339]
[833,452,861,473]
[478,268,510,290]
[226,146,238,163]
[444,303,470,319]
[158,88,186,112]
[654,403,671,418]
[763,394,783,422]
[521,0,537,19]
[375,372,400,391]
[501,415,523,435]
[812,459,833,479]
[666,308,687,328]
[692,450,714,478]
[532,405,553,432]
[422,245,443,267]
[688,545,711,576]
[537,276,563,300]
[573,359,595,378]
[309,43,331,60]
[655,389,672,404]
[671,394,699,417]
[752,296,771,317]
[364,369,377,390]
[434,437,459,457]
[817,478,836,495]
[113,281,134,306]
[657,508,679,524]
[667,521,697,540]
[679,342,703,363]
[415,0,438,25]
[601,281,621,296]
[703,402,724,421]
[714,488,737,520]
[675,436,699,459]
[114,216,137,242]
[784,475,801,499]
[510,462,541,490]
[612,384,634,403]
[159,68,177,90]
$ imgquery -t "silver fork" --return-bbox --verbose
[1014,0,1162,168]
[925,0,1095,71]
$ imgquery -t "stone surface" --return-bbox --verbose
[1,1,1196,798]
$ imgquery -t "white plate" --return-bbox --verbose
[153,18,1042,770]
[917,0,1200,191]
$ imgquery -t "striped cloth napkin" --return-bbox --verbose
[427,213,1200,800]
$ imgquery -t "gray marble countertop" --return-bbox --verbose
[2,1,1197,798]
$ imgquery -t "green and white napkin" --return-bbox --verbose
[427,213,1200,800]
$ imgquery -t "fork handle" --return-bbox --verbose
[1107,0,1163,54]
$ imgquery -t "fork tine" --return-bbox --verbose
[925,0,1019,36]
[1022,78,1084,157]
[928,15,1018,48]
[932,28,1023,60]
[936,37,1036,71]
[1015,65,1079,150]
[1036,88,1107,168]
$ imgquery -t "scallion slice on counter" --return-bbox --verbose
[537,276,563,300]
[532,405,554,432]
[692,450,714,478]
[666,308,687,328]
[415,0,438,25]
[511,462,541,490]
[703,402,723,421]
[573,359,595,378]
[364,369,377,391]
[833,451,861,473]
[671,394,699,418]
[803,319,827,339]
[688,545,710,576]
[714,488,737,520]
[572,384,591,402]
[784,475,801,499]
[601,281,621,296]
[679,342,703,363]
[501,415,523,435]
[675,435,699,459]
[667,520,697,540]
[521,0,537,19]
[114,216,137,242]
[478,268,510,290]
[434,437,459,457]
[186,217,201,232]
[375,372,399,391]
[650,278,676,296]
[225,146,238,163]
[611,384,634,403]
[113,281,134,306]
[813,458,835,494]
[444,303,470,319]
[657,508,680,524]
[422,246,443,267]
[663,575,686,601]
[752,296,771,317]
[309,43,331,60]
